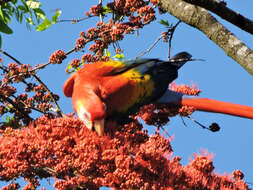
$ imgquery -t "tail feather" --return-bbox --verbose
[180,98,253,119]
[157,89,253,119]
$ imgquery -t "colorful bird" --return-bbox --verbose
[63,52,253,135]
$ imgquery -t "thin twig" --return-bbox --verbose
[160,126,171,138]
[29,62,51,73]
[31,164,58,177]
[135,34,164,59]
[0,49,63,116]
[65,47,76,55]
[99,0,103,23]
[0,65,8,73]
[0,94,33,121]
[30,48,75,73]
[135,21,181,60]
[56,16,94,23]
[180,116,187,127]
[186,115,211,131]
[112,0,115,25]
[43,167,58,176]
[10,95,45,114]
[33,75,62,116]
[168,21,181,59]
[2,47,76,84]
[31,164,78,180]
[0,49,22,65]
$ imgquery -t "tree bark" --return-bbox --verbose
[159,0,253,76]
[183,0,253,35]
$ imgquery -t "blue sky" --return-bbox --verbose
[1,0,253,189]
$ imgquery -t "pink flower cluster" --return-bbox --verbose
[137,82,200,126]
[74,0,158,62]
[170,82,201,96]
[49,50,66,64]
[0,62,59,128]
[0,116,248,189]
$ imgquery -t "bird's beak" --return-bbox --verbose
[75,100,106,136]
[80,118,105,136]
[92,119,104,136]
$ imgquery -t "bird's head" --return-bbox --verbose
[169,51,192,68]
[63,72,106,136]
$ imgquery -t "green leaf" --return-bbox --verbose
[17,5,28,13]
[106,50,111,57]
[159,19,169,26]
[2,11,11,23]
[34,8,45,23]
[26,17,34,25]
[113,53,124,59]
[0,35,2,48]
[0,6,4,20]
[26,1,41,9]
[12,0,18,4]
[0,19,13,34]
[6,115,10,123]
[36,18,51,31]
[52,10,61,24]
[67,64,73,70]
[34,8,45,19]
[20,12,23,23]
[21,0,30,12]
[14,9,19,22]
[14,7,23,23]
[103,5,111,14]
[5,4,14,14]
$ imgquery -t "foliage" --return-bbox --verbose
[0,0,61,47]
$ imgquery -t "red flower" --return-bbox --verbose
[49,50,66,64]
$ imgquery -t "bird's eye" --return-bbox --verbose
[83,112,89,119]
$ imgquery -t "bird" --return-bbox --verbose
[63,52,253,136]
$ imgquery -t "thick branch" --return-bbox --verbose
[159,0,253,76]
[182,0,253,35]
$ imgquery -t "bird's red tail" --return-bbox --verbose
[179,98,253,119]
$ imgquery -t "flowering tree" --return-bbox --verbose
[0,0,252,189]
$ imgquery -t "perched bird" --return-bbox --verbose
[63,52,253,135]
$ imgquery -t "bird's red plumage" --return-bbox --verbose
[63,58,253,136]
[63,61,146,121]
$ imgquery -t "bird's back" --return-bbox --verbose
[99,59,180,116]
[75,52,192,117]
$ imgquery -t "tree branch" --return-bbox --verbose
[0,49,63,116]
[135,33,164,59]
[0,94,33,122]
[182,0,253,35]
[159,0,253,76]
